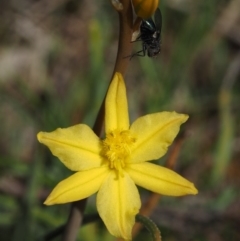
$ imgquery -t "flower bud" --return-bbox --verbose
[132,0,159,19]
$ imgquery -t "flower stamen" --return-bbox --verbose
[102,130,136,173]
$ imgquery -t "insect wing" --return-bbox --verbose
[154,8,162,34]
[143,18,156,32]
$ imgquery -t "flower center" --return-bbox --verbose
[101,130,136,173]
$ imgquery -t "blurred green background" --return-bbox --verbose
[0,0,240,240]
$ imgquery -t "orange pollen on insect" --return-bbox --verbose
[101,129,136,173]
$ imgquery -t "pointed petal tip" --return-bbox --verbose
[44,196,54,206]
[188,182,198,195]
[193,189,198,195]
[182,113,189,121]
[43,192,60,206]
[44,194,61,206]
[112,72,126,92]
[37,131,48,144]
[114,72,123,81]
[112,72,125,90]
[174,112,189,123]
[37,132,43,142]
[170,111,189,123]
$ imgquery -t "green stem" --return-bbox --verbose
[136,214,162,241]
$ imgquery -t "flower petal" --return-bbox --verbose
[97,170,140,240]
[132,0,159,19]
[129,112,188,163]
[44,166,109,205]
[37,124,102,171]
[127,162,198,196]
[105,73,129,133]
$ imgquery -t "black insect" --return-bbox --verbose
[130,8,162,58]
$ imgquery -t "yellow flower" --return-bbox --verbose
[37,73,197,240]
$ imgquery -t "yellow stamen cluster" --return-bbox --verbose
[102,130,136,173]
